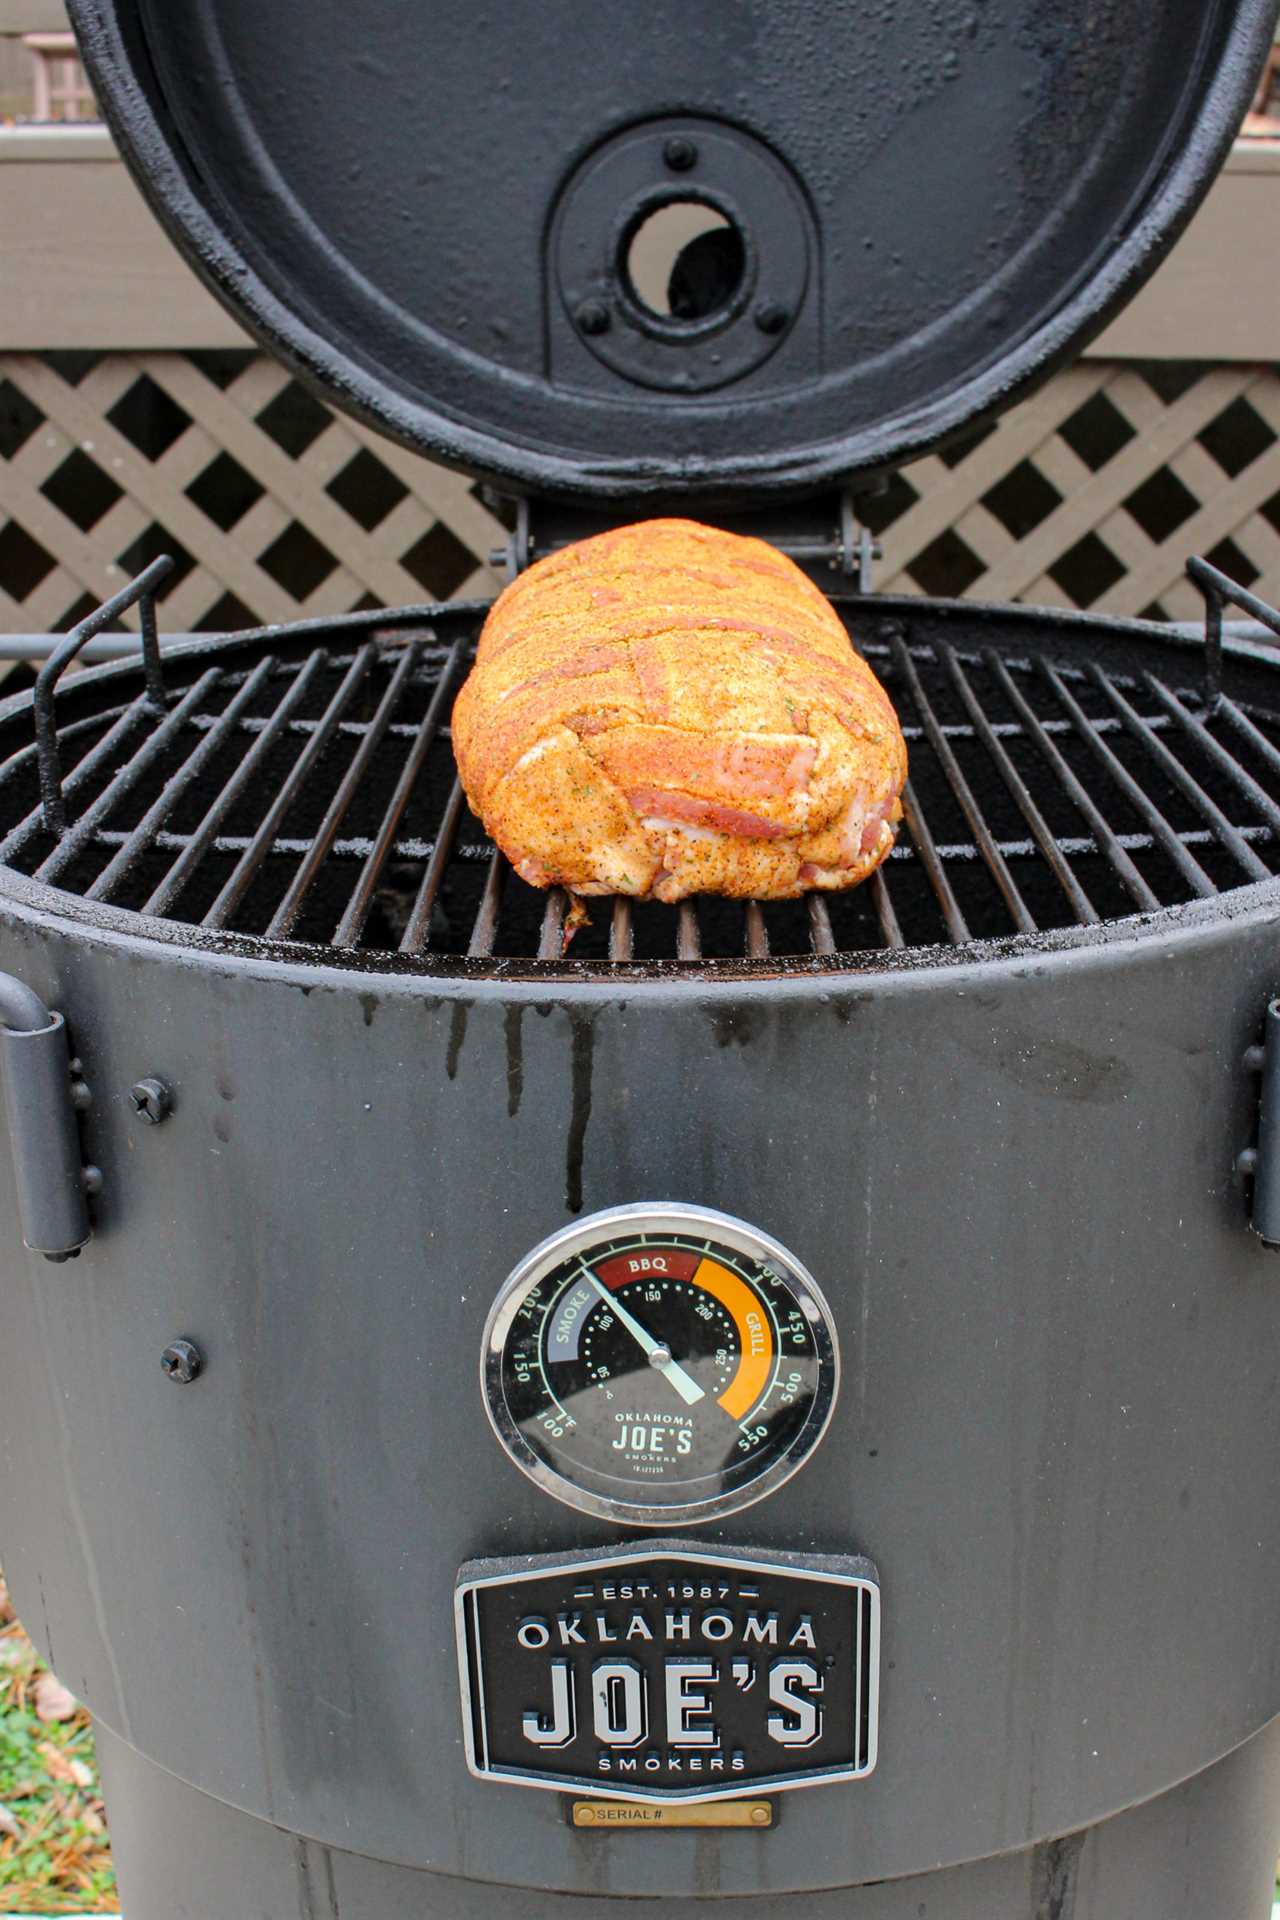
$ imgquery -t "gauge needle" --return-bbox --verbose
[586,1273,706,1406]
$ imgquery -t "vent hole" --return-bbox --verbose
[624,201,745,323]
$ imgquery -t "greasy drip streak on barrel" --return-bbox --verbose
[1030,1830,1085,1920]
[446,1002,469,1080]
[505,1004,524,1117]
[295,1836,318,1920]
[321,1847,340,1918]
[294,1835,341,1919]
[565,1010,596,1214]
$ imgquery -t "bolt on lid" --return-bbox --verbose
[70,0,1277,506]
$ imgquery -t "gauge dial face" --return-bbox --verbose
[483,1205,839,1526]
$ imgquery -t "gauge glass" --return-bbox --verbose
[482,1205,839,1526]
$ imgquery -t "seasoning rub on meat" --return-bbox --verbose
[451,519,907,903]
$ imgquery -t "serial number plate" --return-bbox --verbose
[455,1542,879,1802]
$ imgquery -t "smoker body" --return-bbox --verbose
[7,0,1280,1910]
[1,845,1279,1910]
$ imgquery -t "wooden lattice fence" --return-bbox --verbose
[3,349,1280,635]
[0,350,506,635]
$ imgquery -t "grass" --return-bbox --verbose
[0,1571,117,1916]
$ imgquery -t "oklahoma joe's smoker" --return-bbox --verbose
[3,2,1280,1915]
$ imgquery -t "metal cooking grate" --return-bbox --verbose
[2,561,1280,973]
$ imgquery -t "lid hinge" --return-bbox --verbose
[487,489,882,592]
[1240,997,1280,1252]
[0,974,96,1261]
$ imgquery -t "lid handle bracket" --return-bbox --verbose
[1187,555,1280,710]
[35,555,173,837]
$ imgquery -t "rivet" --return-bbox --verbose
[755,302,790,336]
[663,136,698,172]
[129,1076,171,1124]
[750,1804,771,1825]
[161,1339,202,1385]
[575,300,611,337]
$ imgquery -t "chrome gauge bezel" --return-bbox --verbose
[481,1202,840,1527]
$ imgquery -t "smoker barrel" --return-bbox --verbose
[2,593,1280,1916]
[4,0,1280,1914]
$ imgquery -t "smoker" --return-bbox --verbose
[3,2,1280,1915]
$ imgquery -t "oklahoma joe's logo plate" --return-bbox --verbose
[455,1542,879,1802]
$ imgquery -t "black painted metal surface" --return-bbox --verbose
[67,0,1278,503]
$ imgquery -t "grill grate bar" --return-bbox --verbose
[0,700,152,864]
[869,868,904,947]
[807,893,836,955]
[185,711,455,745]
[203,644,377,930]
[1141,674,1280,843]
[1216,695,1280,786]
[1088,663,1271,884]
[87,656,279,906]
[677,902,702,960]
[143,649,331,919]
[985,650,1158,914]
[899,778,970,943]
[942,645,1099,927]
[468,852,507,958]
[609,897,634,961]
[744,899,770,958]
[895,709,1158,745]
[892,637,1035,934]
[0,707,131,802]
[268,641,423,939]
[81,820,1276,866]
[538,888,568,959]
[331,637,464,948]
[1039,660,1217,898]
[399,777,467,953]
[35,669,224,886]
[175,704,1155,749]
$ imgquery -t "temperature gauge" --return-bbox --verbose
[482,1204,839,1526]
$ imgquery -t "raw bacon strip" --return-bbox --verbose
[626,788,794,841]
[591,726,818,811]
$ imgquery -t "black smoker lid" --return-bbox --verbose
[71,0,1277,507]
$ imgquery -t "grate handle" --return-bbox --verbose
[0,973,94,1261]
[1187,556,1280,709]
[35,555,173,837]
